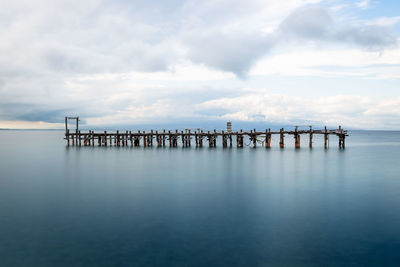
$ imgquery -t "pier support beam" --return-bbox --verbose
[265,129,271,148]
[251,130,256,148]
[213,130,217,147]
[279,128,284,148]
[338,126,345,149]
[294,126,300,149]
[199,131,203,147]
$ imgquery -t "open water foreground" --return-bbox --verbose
[0,130,399,266]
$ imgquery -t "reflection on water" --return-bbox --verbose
[0,130,399,266]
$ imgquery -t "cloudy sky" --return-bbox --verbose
[0,0,399,129]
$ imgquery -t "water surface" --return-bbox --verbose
[0,130,399,266]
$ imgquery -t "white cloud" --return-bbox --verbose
[196,90,400,129]
[251,48,400,78]
[363,16,400,27]
[355,0,371,9]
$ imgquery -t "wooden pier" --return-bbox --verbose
[64,117,348,149]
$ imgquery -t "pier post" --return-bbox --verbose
[65,117,68,135]
[266,129,271,148]
[229,134,232,147]
[91,131,94,146]
[104,131,107,146]
[338,126,345,149]
[75,117,79,146]
[238,129,244,148]
[342,135,345,149]
[213,130,217,147]
[279,128,284,148]
[148,132,152,147]
[222,131,227,148]
[188,130,191,147]
[199,131,203,147]
[117,130,120,147]
[135,131,139,147]
[66,129,70,146]
[172,130,179,147]
[324,126,328,149]
[294,126,300,149]
[214,130,217,147]
[254,129,257,148]
[309,126,313,148]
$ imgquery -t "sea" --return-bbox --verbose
[0,130,399,266]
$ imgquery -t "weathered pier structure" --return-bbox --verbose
[65,117,348,149]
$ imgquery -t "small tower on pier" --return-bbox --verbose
[226,122,232,133]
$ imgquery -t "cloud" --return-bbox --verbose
[0,0,397,78]
[278,6,398,50]
[0,103,69,123]
[251,48,400,78]
[279,6,333,39]
[334,25,398,50]
[355,0,371,9]
[196,90,400,129]
[183,30,275,78]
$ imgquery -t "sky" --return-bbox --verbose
[0,0,399,130]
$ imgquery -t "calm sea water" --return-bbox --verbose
[0,130,399,266]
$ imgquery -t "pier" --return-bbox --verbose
[65,117,348,149]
